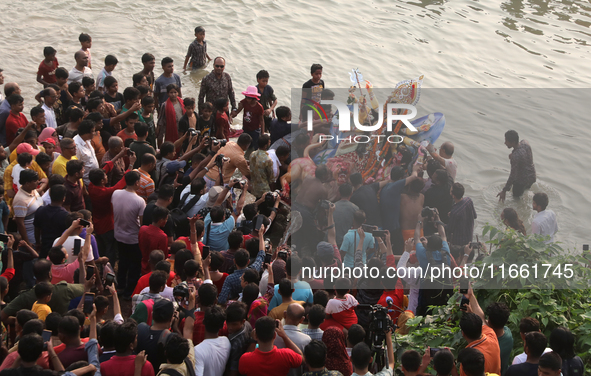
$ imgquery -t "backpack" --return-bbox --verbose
[170,192,202,237]
[137,322,172,373]
[158,359,196,376]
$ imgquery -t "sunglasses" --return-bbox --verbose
[215,65,225,68]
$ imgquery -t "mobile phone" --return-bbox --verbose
[254,215,264,231]
[372,230,387,238]
[459,278,469,294]
[430,347,441,357]
[264,253,272,264]
[584,244,589,251]
[361,224,375,232]
[460,296,470,311]
[202,245,210,260]
[105,272,115,287]
[127,149,133,156]
[86,265,95,280]
[83,293,95,314]
[0,234,9,243]
[73,239,81,256]
[42,329,52,342]
[79,219,91,227]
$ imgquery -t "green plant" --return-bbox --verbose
[393,226,591,375]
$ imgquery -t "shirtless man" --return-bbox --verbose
[400,178,426,245]
[280,135,326,197]
[292,164,330,254]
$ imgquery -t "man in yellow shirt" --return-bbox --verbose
[52,138,79,177]
[4,143,47,211]
[31,282,53,321]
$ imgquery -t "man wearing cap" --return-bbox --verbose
[203,133,251,189]
[101,136,125,187]
[41,88,58,129]
[74,120,99,186]
[198,57,236,112]
[52,137,79,178]
[160,159,186,188]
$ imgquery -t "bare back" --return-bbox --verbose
[400,193,425,230]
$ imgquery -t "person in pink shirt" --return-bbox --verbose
[48,219,92,284]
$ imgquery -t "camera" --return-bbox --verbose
[215,154,225,168]
[278,249,288,261]
[421,207,436,220]
[364,304,395,350]
[188,128,200,137]
[173,285,189,301]
[320,200,331,210]
[211,137,227,147]
[265,238,271,251]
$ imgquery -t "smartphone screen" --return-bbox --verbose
[42,329,52,342]
[202,245,210,260]
[254,215,264,231]
[105,273,115,286]
[73,239,81,256]
[86,265,95,280]
[83,293,94,314]
[264,253,272,264]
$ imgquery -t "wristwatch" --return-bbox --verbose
[204,166,209,172]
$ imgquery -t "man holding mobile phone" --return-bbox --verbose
[52,214,95,264]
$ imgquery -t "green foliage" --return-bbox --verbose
[394,226,591,375]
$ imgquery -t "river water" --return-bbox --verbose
[0,0,589,249]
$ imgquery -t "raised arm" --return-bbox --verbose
[327,202,336,246]
[466,286,485,323]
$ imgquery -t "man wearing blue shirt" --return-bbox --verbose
[268,256,314,310]
[413,208,453,315]
[203,183,247,251]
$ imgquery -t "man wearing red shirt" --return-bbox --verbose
[87,151,134,265]
[239,316,302,376]
[101,320,155,376]
[138,207,169,275]
[5,94,28,145]
[133,251,175,295]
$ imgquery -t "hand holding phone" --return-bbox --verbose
[83,293,95,314]
[73,239,82,256]
[105,273,116,287]
[202,245,210,260]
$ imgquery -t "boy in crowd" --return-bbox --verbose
[79,33,92,69]
[198,102,214,134]
[137,53,156,90]
[400,350,422,376]
[301,63,325,105]
[5,94,27,145]
[138,206,169,274]
[324,278,358,330]
[418,348,455,376]
[31,282,53,321]
[302,340,339,376]
[139,96,157,148]
[270,106,291,145]
[104,76,124,111]
[239,317,303,376]
[194,306,231,376]
[256,70,277,132]
[232,86,264,151]
[505,332,547,376]
[302,304,325,341]
[538,353,562,376]
[97,55,118,92]
[225,302,253,376]
[350,328,394,376]
[154,57,182,106]
[37,46,59,87]
[136,299,175,373]
[485,302,513,374]
[100,320,155,376]
[183,26,211,71]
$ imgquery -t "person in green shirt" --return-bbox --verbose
[485,302,514,375]
[0,259,92,324]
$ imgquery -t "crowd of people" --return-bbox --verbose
[0,26,578,376]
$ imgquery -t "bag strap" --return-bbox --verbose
[180,193,201,213]
[143,299,155,326]
[184,358,196,376]
[159,368,184,376]
[205,220,212,246]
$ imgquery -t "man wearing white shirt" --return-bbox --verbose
[68,51,93,84]
[194,305,231,376]
[52,215,95,264]
[531,192,558,243]
[74,120,99,186]
[41,88,58,129]
[267,145,290,182]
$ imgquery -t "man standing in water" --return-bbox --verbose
[198,57,236,113]
[497,130,536,202]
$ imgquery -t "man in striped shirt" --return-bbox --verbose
[135,154,156,202]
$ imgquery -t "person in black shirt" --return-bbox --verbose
[423,169,454,236]
[349,172,389,229]
[34,184,69,258]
